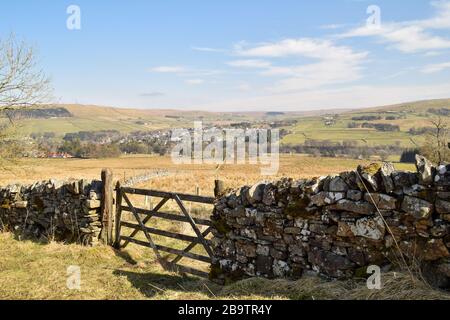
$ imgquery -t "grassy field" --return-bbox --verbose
[1,232,449,300]
[282,116,424,147]
[0,154,415,189]
[280,107,438,147]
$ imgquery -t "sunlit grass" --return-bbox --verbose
[0,154,415,191]
[1,232,448,300]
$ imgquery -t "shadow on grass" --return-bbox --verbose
[113,269,220,298]
[9,231,59,246]
[112,269,325,300]
[112,248,138,265]
[111,269,330,300]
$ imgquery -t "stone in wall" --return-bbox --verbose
[210,156,450,289]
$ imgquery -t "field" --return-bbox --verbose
[0,154,415,189]
[3,155,448,300]
[281,99,450,148]
[282,116,423,147]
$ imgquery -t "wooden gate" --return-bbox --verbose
[113,183,215,278]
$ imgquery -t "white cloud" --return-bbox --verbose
[421,61,450,73]
[237,83,251,92]
[185,79,204,85]
[227,59,272,68]
[385,26,450,53]
[417,0,450,29]
[191,46,225,53]
[423,51,444,57]
[232,38,368,92]
[190,69,224,77]
[381,68,415,80]
[150,66,186,73]
[338,1,450,53]
[267,60,365,92]
[320,24,347,30]
[139,92,165,97]
[149,66,224,78]
[236,38,367,61]
[340,24,450,53]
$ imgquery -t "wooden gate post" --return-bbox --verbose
[214,180,225,198]
[113,181,123,249]
[100,169,114,245]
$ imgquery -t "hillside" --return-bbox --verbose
[3,104,300,136]
[356,98,450,113]
[0,107,73,120]
[4,104,202,135]
[1,99,449,151]
[282,98,450,148]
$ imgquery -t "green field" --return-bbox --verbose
[282,114,426,147]
[280,99,450,148]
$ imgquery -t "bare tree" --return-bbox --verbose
[0,34,52,115]
[0,34,52,160]
[421,116,449,164]
[431,117,448,164]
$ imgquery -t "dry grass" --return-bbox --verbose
[0,154,415,190]
[220,272,450,300]
[0,232,216,300]
[1,232,448,300]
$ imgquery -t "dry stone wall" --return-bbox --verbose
[0,179,103,245]
[211,156,450,288]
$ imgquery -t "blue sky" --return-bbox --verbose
[1,0,450,111]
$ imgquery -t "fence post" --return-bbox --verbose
[113,181,123,249]
[100,168,114,245]
[214,180,225,198]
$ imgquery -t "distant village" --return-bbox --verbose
[23,119,295,159]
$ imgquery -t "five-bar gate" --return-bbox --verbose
[114,183,215,278]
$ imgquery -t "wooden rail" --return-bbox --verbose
[120,221,212,245]
[113,183,217,279]
[121,236,211,263]
[119,187,215,204]
[120,206,212,226]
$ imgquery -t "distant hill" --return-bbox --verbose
[281,98,450,149]
[0,104,221,136]
[1,103,323,136]
[350,98,450,114]
[0,99,449,150]
[1,107,72,120]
